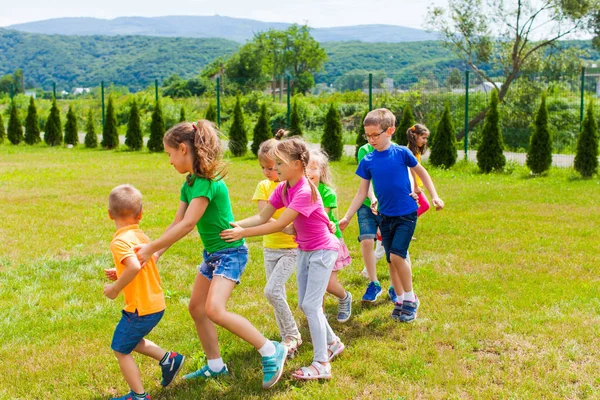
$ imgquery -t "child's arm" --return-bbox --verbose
[103,256,141,300]
[235,202,277,228]
[410,168,421,194]
[221,207,299,242]
[338,178,370,231]
[412,164,444,210]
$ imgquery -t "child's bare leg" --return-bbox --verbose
[326,271,346,299]
[114,351,144,394]
[390,254,412,293]
[388,262,404,300]
[189,273,221,359]
[360,239,378,281]
[134,338,166,362]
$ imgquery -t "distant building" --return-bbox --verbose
[72,87,91,95]
[383,78,394,92]
[25,91,36,98]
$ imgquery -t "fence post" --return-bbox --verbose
[216,76,221,127]
[155,79,159,103]
[286,76,291,128]
[464,70,470,160]
[101,81,105,129]
[579,67,585,132]
[368,73,373,111]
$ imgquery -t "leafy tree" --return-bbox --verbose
[430,103,457,168]
[355,110,368,160]
[395,104,415,146]
[7,99,23,145]
[0,113,5,144]
[228,96,248,157]
[477,90,506,173]
[148,100,165,152]
[64,105,79,146]
[84,109,98,148]
[574,100,599,178]
[446,68,463,88]
[290,100,303,136]
[179,105,186,122]
[251,103,271,156]
[322,103,343,161]
[13,69,24,94]
[101,96,119,149]
[24,96,41,145]
[224,41,271,93]
[205,102,217,123]
[44,99,62,146]
[526,93,552,175]
[125,100,143,150]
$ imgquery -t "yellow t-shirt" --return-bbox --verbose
[415,153,423,188]
[252,179,298,249]
[110,225,166,316]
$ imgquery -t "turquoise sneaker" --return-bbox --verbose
[111,391,150,400]
[261,341,287,389]
[183,364,228,380]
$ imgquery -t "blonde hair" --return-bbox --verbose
[363,108,396,130]
[163,120,226,183]
[270,137,318,203]
[309,149,334,188]
[258,138,279,162]
[109,184,142,219]
[407,124,430,156]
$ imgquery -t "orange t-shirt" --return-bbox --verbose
[110,225,165,316]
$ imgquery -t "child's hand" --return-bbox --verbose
[432,197,445,210]
[103,284,118,300]
[282,223,296,236]
[328,221,337,234]
[409,192,419,201]
[370,199,379,215]
[104,268,117,281]
[339,217,350,232]
[133,244,153,267]
[220,222,245,242]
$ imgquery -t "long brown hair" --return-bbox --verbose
[270,137,318,203]
[407,123,430,156]
[163,120,226,183]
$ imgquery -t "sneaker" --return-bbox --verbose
[360,267,369,279]
[388,286,398,303]
[337,291,352,323]
[111,391,151,400]
[160,352,185,387]
[392,298,420,323]
[183,364,229,380]
[261,341,287,390]
[374,240,385,261]
[362,281,382,303]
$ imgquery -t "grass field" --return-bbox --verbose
[1,144,599,399]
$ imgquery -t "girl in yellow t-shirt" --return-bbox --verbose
[407,124,431,217]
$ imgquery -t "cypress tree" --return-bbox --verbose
[251,103,271,156]
[64,105,79,146]
[205,102,217,123]
[228,96,248,156]
[147,100,165,152]
[7,98,23,145]
[526,93,553,175]
[574,100,599,178]
[24,96,41,145]
[355,110,368,160]
[101,96,119,149]
[322,103,343,161]
[430,103,457,168]
[0,113,5,144]
[125,99,143,150]
[179,105,186,122]
[290,100,303,136]
[84,109,98,148]
[44,98,62,146]
[395,104,415,146]
[477,90,506,173]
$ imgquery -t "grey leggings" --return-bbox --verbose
[263,248,301,340]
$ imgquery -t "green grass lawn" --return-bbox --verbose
[1,144,599,399]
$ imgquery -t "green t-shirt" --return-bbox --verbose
[180,176,245,253]
[318,183,342,239]
[357,143,375,207]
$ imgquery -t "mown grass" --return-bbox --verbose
[1,144,599,399]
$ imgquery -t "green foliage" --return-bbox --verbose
[290,100,303,136]
[64,105,78,146]
[430,103,457,168]
[228,96,248,157]
[84,109,97,148]
[7,99,23,145]
[205,102,217,123]
[251,103,271,156]
[101,96,119,149]
[355,110,368,160]
[526,93,552,174]
[322,103,343,161]
[44,99,62,146]
[574,100,599,178]
[163,74,215,98]
[396,104,415,146]
[0,113,5,144]
[179,105,186,122]
[148,101,165,153]
[477,90,506,173]
[24,96,41,145]
[125,100,143,151]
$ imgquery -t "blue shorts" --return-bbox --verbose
[199,245,248,284]
[111,309,164,354]
[357,204,382,242]
[380,212,418,262]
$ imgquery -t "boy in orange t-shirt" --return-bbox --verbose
[104,184,184,400]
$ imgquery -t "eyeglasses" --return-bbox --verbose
[362,129,386,141]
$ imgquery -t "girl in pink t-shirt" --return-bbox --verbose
[221,137,345,380]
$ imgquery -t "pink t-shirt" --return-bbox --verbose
[269,177,339,252]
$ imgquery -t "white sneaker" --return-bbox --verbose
[360,267,369,279]
[374,240,385,261]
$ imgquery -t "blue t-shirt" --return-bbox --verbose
[356,144,419,217]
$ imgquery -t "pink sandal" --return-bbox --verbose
[292,361,332,380]
[327,340,345,361]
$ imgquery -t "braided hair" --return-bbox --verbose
[270,136,318,203]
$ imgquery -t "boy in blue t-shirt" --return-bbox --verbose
[339,108,444,323]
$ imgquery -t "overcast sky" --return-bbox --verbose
[0,0,446,29]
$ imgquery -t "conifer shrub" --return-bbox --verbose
[574,100,599,178]
[477,90,506,173]
[64,105,79,146]
[322,103,343,161]
[396,104,415,146]
[526,93,552,175]
[7,98,23,145]
[44,98,62,146]
[251,103,271,156]
[101,96,119,149]
[147,100,165,152]
[430,103,457,168]
[228,96,248,157]
[84,110,98,148]
[125,100,143,151]
[24,96,41,145]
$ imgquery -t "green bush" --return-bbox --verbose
[64,105,79,146]
[44,99,62,146]
[251,103,271,156]
[396,104,415,146]
[0,113,5,144]
[84,109,98,148]
[7,98,23,145]
[179,105,186,122]
[574,100,599,178]
[430,103,457,168]
[477,90,506,173]
[355,110,368,160]
[526,93,552,175]
[290,100,303,136]
[228,96,248,157]
[205,102,217,124]
[322,103,343,161]
[101,96,119,149]
[147,100,165,152]
[24,96,41,145]
[125,99,143,151]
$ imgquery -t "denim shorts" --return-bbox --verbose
[111,309,164,354]
[380,212,418,262]
[199,245,248,284]
[357,204,382,241]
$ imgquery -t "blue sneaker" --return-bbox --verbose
[261,341,287,389]
[392,298,420,323]
[388,286,398,303]
[111,391,151,400]
[362,281,382,303]
[183,364,229,380]
[160,352,185,387]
